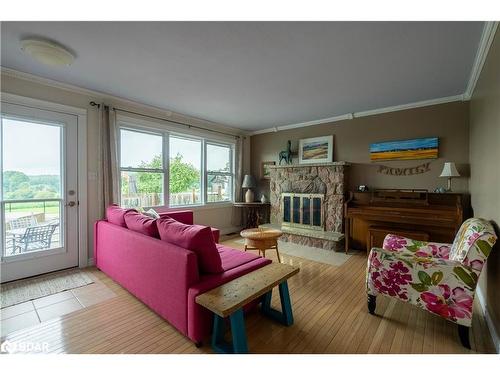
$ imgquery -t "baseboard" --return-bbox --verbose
[476,285,500,353]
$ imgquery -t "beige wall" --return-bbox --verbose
[469,31,500,343]
[1,72,249,261]
[251,101,470,198]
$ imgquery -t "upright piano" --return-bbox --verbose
[344,189,469,253]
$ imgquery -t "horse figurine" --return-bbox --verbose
[279,140,293,165]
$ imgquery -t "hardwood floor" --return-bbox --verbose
[1,236,495,354]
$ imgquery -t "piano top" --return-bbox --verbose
[345,190,465,214]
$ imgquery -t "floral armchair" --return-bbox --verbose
[366,218,497,348]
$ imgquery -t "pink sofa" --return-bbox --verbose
[94,210,271,344]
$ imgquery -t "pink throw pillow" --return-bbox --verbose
[156,216,223,274]
[124,211,159,238]
[106,205,136,227]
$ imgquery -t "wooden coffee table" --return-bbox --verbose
[240,227,283,263]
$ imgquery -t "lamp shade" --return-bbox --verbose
[440,162,460,178]
[242,174,257,189]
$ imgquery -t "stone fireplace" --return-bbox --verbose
[261,162,348,251]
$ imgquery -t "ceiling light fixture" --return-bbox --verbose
[20,38,75,66]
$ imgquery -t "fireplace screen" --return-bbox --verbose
[281,193,324,231]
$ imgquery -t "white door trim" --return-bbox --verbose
[1,92,89,268]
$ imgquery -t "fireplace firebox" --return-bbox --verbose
[281,193,324,231]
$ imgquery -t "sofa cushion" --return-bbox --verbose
[124,211,160,238]
[106,205,136,227]
[216,244,260,272]
[156,217,223,274]
[158,210,194,225]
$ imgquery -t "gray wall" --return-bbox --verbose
[469,31,500,344]
[251,101,470,198]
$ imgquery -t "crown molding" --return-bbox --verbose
[464,21,499,100]
[250,94,465,136]
[354,94,465,118]
[1,66,249,137]
[250,113,353,135]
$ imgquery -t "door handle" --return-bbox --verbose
[66,201,76,207]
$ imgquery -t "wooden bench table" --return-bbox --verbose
[195,262,299,354]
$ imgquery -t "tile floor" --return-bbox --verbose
[1,279,116,337]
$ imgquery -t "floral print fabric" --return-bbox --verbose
[367,218,497,327]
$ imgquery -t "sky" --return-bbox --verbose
[120,129,230,171]
[2,118,61,176]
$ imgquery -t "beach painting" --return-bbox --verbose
[299,135,333,164]
[370,137,439,161]
[261,161,275,179]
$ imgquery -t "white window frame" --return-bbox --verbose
[117,117,236,209]
[204,141,234,204]
[168,132,203,207]
[119,127,166,208]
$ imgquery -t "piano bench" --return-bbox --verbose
[367,226,429,254]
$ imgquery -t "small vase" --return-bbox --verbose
[260,194,267,203]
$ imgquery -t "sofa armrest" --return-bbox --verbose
[382,234,452,259]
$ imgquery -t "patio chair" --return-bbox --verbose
[14,223,59,253]
[7,214,38,230]
[366,218,497,349]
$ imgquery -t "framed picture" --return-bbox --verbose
[299,135,333,164]
[370,137,439,161]
[260,161,275,179]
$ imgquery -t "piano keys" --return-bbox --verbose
[343,189,469,254]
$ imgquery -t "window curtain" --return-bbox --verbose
[97,105,120,217]
[231,135,244,226]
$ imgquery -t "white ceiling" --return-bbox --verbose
[1,22,484,131]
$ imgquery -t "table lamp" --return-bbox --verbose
[439,162,460,192]
[242,175,257,203]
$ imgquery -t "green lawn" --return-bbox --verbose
[4,201,60,215]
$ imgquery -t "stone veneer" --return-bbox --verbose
[268,162,348,251]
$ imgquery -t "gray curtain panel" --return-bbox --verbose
[97,105,120,217]
[231,136,244,227]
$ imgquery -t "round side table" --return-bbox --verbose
[240,227,283,263]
